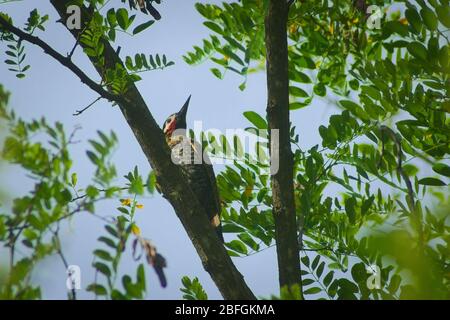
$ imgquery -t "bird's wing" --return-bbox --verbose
[169,136,223,241]
[191,140,224,241]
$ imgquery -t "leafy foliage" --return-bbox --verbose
[189,0,450,299]
[0,0,449,300]
[0,85,162,299]
[180,276,208,300]
[0,1,173,90]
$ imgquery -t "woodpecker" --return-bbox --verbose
[163,96,224,242]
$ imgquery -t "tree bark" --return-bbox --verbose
[46,1,255,300]
[265,0,302,297]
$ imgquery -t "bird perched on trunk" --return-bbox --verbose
[163,96,224,242]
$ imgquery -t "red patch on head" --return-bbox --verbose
[164,117,176,136]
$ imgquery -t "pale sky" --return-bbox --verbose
[0,0,359,299]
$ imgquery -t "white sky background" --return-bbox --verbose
[0,0,363,299]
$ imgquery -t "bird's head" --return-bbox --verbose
[163,95,191,137]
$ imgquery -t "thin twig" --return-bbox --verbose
[70,186,130,202]
[73,96,102,116]
[67,34,81,59]
[67,124,82,145]
[0,0,23,4]
[51,224,76,300]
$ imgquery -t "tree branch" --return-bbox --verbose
[0,15,122,104]
[265,0,303,297]
[47,0,255,300]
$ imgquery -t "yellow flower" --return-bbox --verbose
[136,204,144,209]
[399,18,408,25]
[329,23,334,35]
[244,185,253,198]
[120,198,132,206]
[289,24,298,35]
[131,224,141,236]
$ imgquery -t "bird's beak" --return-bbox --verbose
[177,95,191,121]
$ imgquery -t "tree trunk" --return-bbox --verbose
[48,0,255,300]
[265,0,302,298]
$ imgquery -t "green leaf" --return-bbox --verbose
[117,207,129,215]
[210,68,222,79]
[225,240,248,254]
[301,255,310,267]
[223,47,244,66]
[436,5,450,28]
[107,8,117,26]
[316,261,325,278]
[339,100,370,121]
[111,289,126,300]
[290,102,308,110]
[94,249,113,261]
[203,21,223,35]
[116,8,129,30]
[420,7,438,31]
[302,278,315,286]
[323,271,334,287]
[105,225,119,238]
[222,223,245,233]
[93,262,111,277]
[5,50,16,58]
[86,150,99,165]
[136,264,146,291]
[98,236,116,249]
[146,171,157,194]
[86,185,99,198]
[71,173,77,187]
[432,163,450,177]
[289,86,309,98]
[418,177,446,186]
[345,197,357,224]
[384,21,409,37]
[388,274,401,294]
[304,287,322,295]
[311,255,320,270]
[407,42,428,60]
[292,71,311,83]
[337,279,359,299]
[351,262,366,283]
[349,79,359,91]
[86,284,107,296]
[405,8,422,32]
[243,111,267,130]
[133,20,155,35]
[122,275,142,299]
[238,233,259,251]
[439,45,449,67]
[313,83,326,96]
